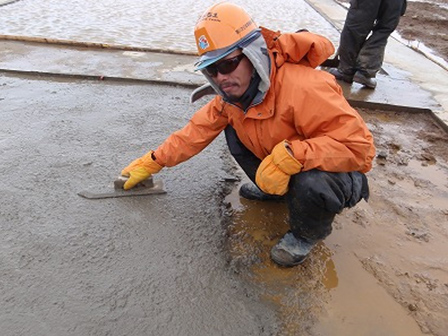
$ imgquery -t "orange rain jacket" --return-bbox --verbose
[154,28,375,174]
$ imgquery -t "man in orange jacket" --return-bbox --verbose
[121,2,375,267]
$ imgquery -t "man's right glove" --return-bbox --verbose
[121,150,163,190]
[255,140,302,196]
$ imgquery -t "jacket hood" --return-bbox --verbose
[260,26,335,68]
[200,33,271,103]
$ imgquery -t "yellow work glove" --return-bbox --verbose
[121,150,163,190]
[255,140,302,195]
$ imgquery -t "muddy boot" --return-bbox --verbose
[353,71,377,89]
[270,231,317,267]
[328,68,354,83]
[239,182,285,201]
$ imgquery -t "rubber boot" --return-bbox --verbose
[270,231,317,267]
[353,71,377,89]
[239,182,285,202]
[328,68,354,83]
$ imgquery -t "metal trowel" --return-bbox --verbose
[77,176,166,199]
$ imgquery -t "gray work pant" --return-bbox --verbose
[225,125,369,241]
[338,0,406,77]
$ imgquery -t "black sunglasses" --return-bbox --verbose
[204,54,246,77]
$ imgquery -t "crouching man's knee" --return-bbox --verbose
[288,169,369,214]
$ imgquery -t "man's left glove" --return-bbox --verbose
[255,140,302,196]
[121,150,163,190]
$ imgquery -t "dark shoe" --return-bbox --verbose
[353,71,377,89]
[270,231,317,267]
[328,68,354,83]
[239,183,284,201]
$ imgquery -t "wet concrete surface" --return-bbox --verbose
[0,75,278,335]
[0,40,203,86]
[0,0,339,52]
[1,38,445,128]
[1,0,448,335]
[2,73,445,335]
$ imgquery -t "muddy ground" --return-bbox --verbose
[347,109,448,335]
[223,108,448,336]
[398,0,448,60]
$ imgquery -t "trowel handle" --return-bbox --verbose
[114,175,154,190]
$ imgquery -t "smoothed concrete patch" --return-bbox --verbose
[0,74,278,336]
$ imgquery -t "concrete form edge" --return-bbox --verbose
[0,34,196,56]
[348,100,448,134]
[0,0,20,7]
[0,68,198,89]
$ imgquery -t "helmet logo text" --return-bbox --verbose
[199,11,220,22]
[235,19,254,35]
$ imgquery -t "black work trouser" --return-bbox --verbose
[338,0,405,77]
[225,125,369,242]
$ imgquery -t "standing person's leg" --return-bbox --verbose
[271,170,369,267]
[356,0,405,78]
[336,0,381,78]
[224,125,283,201]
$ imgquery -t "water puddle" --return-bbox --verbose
[224,181,426,335]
